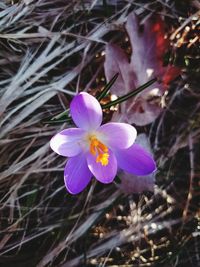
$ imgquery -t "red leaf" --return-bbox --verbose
[162,66,181,88]
[152,18,169,61]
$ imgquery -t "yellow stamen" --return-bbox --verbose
[96,153,109,166]
[89,136,109,166]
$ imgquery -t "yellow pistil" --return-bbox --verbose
[89,136,109,166]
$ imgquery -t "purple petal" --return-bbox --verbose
[64,153,93,194]
[99,122,137,149]
[70,92,102,131]
[86,149,117,184]
[115,144,156,176]
[50,128,85,157]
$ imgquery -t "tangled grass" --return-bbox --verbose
[0,0,199,266]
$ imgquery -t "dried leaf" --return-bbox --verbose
[127,15,162,85]
[104,43,136,96]
[127,13,180,90]
[104,12,181,125]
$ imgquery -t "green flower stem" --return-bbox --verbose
[101,78,157,109]
[97,73,119,101]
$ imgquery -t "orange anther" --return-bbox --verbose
[89,137,109,166]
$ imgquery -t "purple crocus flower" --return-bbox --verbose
[50,92,156,194]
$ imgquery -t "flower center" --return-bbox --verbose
[89,136,109,166]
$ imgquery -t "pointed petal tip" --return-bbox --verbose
[116,144,156,176]
[70,92,102,131]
